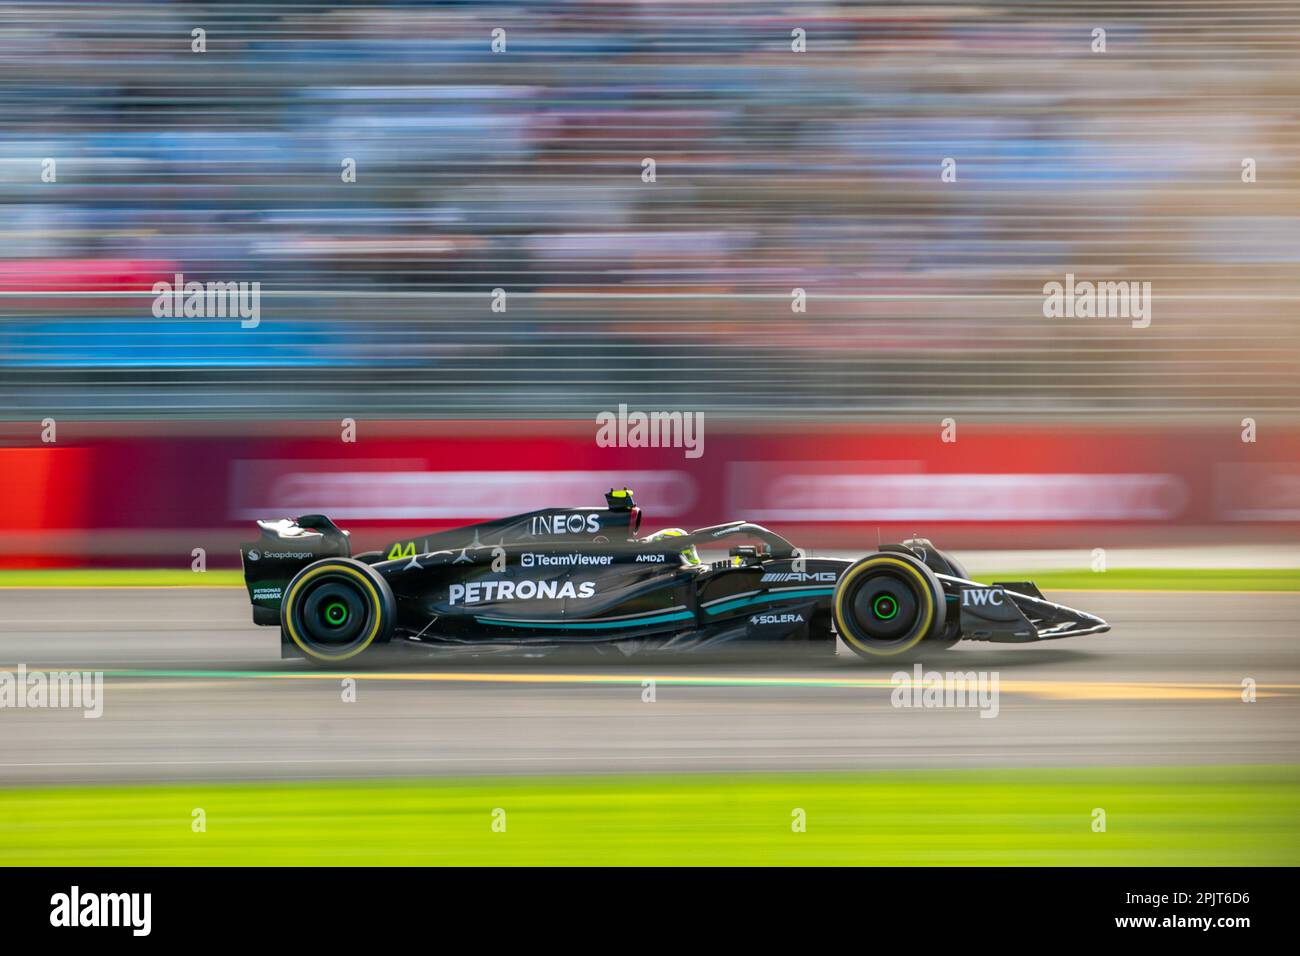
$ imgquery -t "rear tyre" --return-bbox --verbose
[833,552,947,659]
[281,558,395,665]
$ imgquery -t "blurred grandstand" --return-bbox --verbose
[0,1,1298,421]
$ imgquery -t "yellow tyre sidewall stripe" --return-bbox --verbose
[834,556,936,657]
[283,563,385,663]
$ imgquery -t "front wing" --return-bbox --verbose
[940,575,1110,643]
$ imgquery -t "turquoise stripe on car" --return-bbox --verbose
[704,587,834,615]
[476,609,697,630]
[476,588,835,630]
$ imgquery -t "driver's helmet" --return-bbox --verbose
[646,528,701,566]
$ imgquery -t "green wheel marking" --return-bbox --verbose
[873,594,898,620]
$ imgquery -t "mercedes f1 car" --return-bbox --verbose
[240,488,1109,665]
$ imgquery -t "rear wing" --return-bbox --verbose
[239,515,351,625]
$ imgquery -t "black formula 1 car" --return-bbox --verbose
[240,488,1109,665]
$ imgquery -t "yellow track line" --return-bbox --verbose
[4,667,1285,701]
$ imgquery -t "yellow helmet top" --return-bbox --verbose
[646,527,701,566]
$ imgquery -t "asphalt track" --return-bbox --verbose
[0,588,1296,784]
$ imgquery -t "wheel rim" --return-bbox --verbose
[850,574,919,642]
[288,570,378,657]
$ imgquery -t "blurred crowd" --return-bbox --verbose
[0,1,1297,419]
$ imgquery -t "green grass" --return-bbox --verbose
[2,566,1298,591]
[2,766,1296,866]
[981,567,1300,591]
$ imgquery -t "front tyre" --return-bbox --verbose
[281,558,395,664]
[833,552,946,659]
